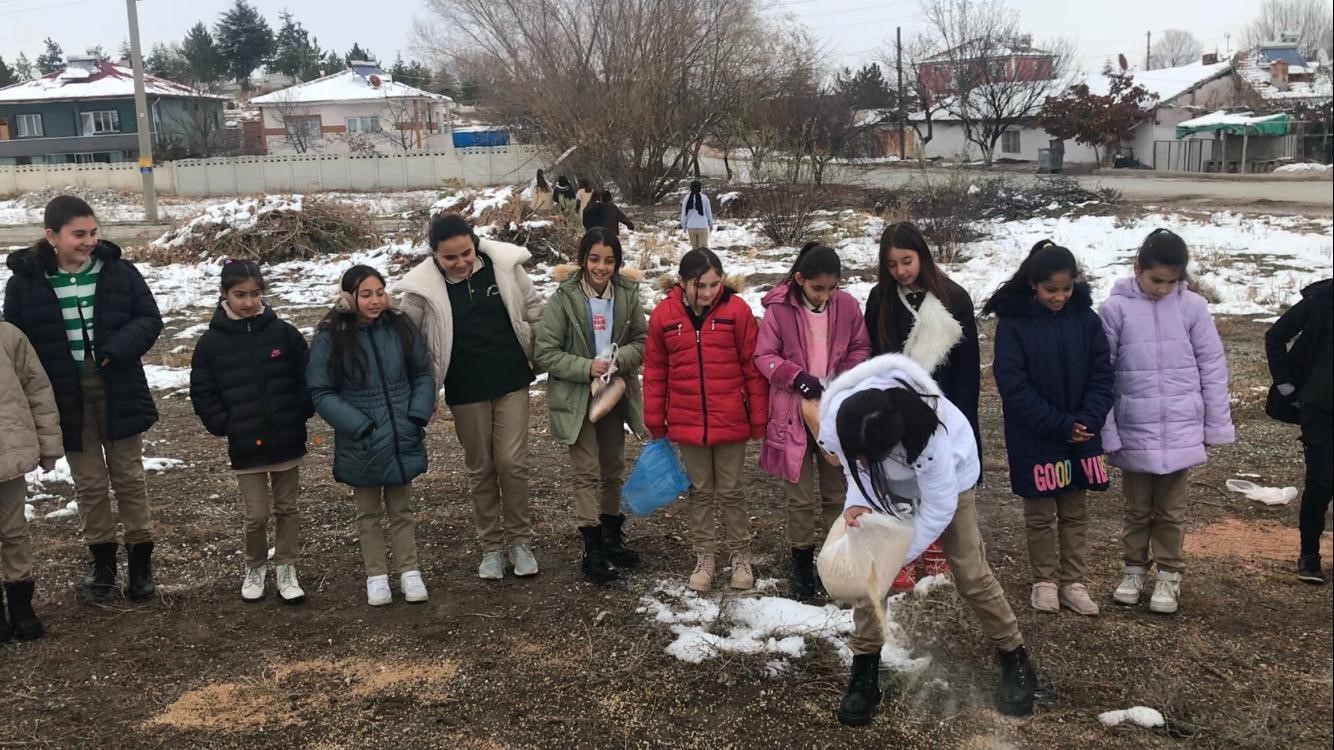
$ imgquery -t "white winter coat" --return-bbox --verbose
[679,193,714,230]
[816,353,979,563]
[395,238,544,389]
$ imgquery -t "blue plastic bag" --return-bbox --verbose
[621,438,691,517]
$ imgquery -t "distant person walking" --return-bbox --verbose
[598,190,635,237]
[680,181,714,250]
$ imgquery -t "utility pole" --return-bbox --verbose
[125,0,157,221]
[1144,30,1151,71]
[896,26,905,160]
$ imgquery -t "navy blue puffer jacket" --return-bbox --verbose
[992,282,1114,498]
[308,314,435,487]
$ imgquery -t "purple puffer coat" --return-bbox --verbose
[755,283,871,483]
[1098,276,1234,474]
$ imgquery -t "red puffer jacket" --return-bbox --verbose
[644,286,768,446]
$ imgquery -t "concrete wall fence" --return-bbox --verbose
[0,145,546,197]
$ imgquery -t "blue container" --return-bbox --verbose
[451,129,510,148]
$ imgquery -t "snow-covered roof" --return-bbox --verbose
[251,69,452,106]
[1176,110,1288,134]
[0,59,225,104]
[1235,52,1333,102]
[1083,60,1233,104]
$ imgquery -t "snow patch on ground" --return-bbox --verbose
[143,365,191,392]
[24,457,185,519]
[1273,163,1332,174]
[1098,706,1166,729]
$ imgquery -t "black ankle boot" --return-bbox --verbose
[791,547,816,600]
[837,653,883,726]
[580,526,620,584]
[0,586,11,642]
[1297,554,1327,585]
[600,514,640,569]
[80,542,119,602]
[995,645,1037,716]
[125,542,156,602]
[4,580,44,641]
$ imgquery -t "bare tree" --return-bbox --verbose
[1150,29,1203,69]
[880,31,949,151]
[414,0,789,202]
[268,93,324,153]
[1242,0,1334,62]
[919,0,1074,165]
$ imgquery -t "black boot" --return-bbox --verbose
[4,580,44,641]
[125,542,156,602]
[1297,554,1327,585]
[600,514,640,569]
[791,547,816,600]
[0,586,11,642]
[837,653,883,726]
[995,645,1037,716]
[580,526,620,584]
[80,542,119,602]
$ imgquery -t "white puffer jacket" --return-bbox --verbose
[817,353,979,563]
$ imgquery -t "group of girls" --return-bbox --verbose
[0,194,1249,732]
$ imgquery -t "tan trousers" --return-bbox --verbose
[236,467,301,567]
[352,484,418,577]
[570,402,625,528]
[785,441,846,549]
[851,489,1023,655]
[66,368,152,545]
[1023,490,1090,584]
[0,477,32,582]
[451,388,533,551]
[1121,469,1190,573]
[678,442,749,556]
[687,228,710,249]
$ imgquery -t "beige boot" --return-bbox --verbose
[729,553,755,590]
[688,552,715,592]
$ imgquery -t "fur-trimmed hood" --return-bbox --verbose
[653,272,747,293]
[552,264,644,284]
[988,281,1093,319]
[7,239,126,277]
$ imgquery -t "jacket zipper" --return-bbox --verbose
[1152,300,1165,473]
[247,320,275,456]
[367,325,409,485]
[696,328,709,445]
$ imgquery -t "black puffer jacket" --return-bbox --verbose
[189,304,314,470]
[3,240,162,451]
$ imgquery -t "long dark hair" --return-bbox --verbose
[784,242,841,301]
[835,387,943,515]
[685,180,704,216]
[44,195,96,232]
[317,265,420,388]
[535,169,549,191]
[578,227,623,271]
[874,221,952,350]
[220,258,266,294]
[1137,228,1189,272]
[679,247,723,285]
[428,213,479,254]
[980,240,1079,316]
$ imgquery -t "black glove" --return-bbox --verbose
[793,372,824,399]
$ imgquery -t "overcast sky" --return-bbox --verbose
[0,0,1268,76]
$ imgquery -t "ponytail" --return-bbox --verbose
[686,180,704,217]
[981,239,1080,316]
[784,242,842,301]
[835,387,942,515]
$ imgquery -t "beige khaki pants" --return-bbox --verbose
[851,489,1023,655]
[1023,490,1090,584]
[451,388,533,551]
[66,368,152,545]
[687,228,710,250]
[678,442,749,556]
[0,477,33,582]
[236,467,301,567]
[1121,469,1190,573]
[352,484,418,576]
[785,441,846,549]
[570,402,625,528]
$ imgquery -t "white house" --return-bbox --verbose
[250,62,455,155]
[911,58,1236,168]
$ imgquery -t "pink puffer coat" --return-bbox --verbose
[1098,276,1234,474]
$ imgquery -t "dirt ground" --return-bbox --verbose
[1,299,1329,750]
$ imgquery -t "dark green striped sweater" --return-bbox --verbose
[46,258,102,373]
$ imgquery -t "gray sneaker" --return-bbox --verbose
[510,544,540,577]
[478,550,505,580]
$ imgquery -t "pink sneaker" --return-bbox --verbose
[1059,583,1100,616]
[1030,582,1059,613]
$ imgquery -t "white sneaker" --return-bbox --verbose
[275,564,305,605]
[241,565,266,602]
[366,574,392,606]
[510,544,539,577]
[400,570,429,603]
[1112,566,1146,605]
[1149,571,1182,614]
[478,550,505,580]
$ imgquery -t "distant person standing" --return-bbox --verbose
[598,190,635,237]
[575,178,595,215]
[581,191,607,233]
[552,175,577,208]
[529,169,554,212]
[680,181,714,250]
